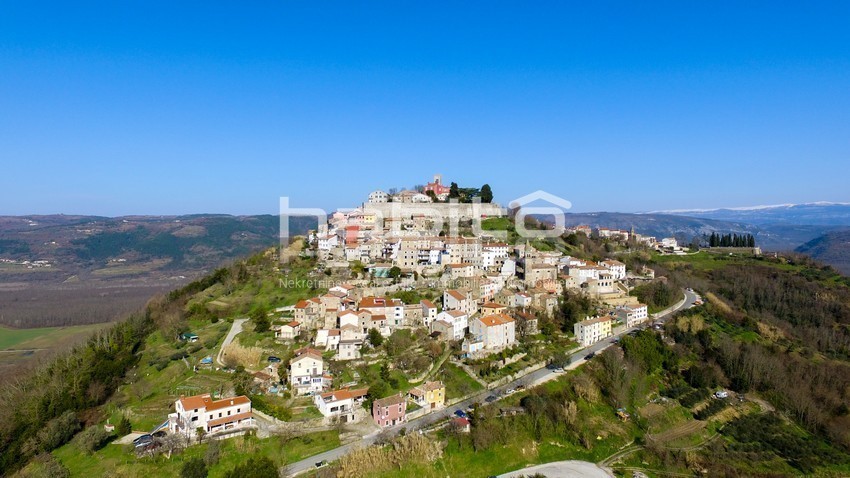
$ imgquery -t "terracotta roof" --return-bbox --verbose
[178,394,211,411]
[284,320,300,328]
[482,302,504,309]
[579,316,614,326]
[446,290,467,301]
[476,313,515,327]
[374,393,406,407]
[371,314,388,321]
[293,346,324,357]
[359,296,388,308]
[206,395,251,412]
[207,411,252,428]
[444,310,466,318]
[420,299,436,308]
[321,387,369,402]
[452,417,470,426]
[422,381,444,391]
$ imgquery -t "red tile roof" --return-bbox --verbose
[207,411,252,428]
[476,313,515,327]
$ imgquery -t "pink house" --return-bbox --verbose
[372,393,407,428]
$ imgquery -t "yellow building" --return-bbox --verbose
[409,380,446,410]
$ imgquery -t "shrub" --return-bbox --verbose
[181,457,208,478]
[223,455,278,478]
[694,398,728,420]
[204,439,221,466]
[117,415,132,436]
[76,426,113,454]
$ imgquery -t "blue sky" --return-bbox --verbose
[2,2,849,215]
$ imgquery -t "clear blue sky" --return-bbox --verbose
[2,2,849,215]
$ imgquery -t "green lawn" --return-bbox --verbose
[0,323,107,350]
[440,362,484,399]
[53,429,340,477]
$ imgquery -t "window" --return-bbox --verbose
[218,412,222,418]
[192,416,198,422]
[237,408,240,413]
[227,411,231,416]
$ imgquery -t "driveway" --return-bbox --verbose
[216,317,248,366]
[498,460,614,478]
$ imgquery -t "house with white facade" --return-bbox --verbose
[289,348,327,395]
[616,303,649,327]
[421,299,438,327]
[601,259,627,280]
[431,310,468,340]
[367,190,389,203]
[443,289,477,317]
[470,313,516,349]
[314,387,369,423]
[275,320,301,341]
[169,394,253,437]
[574,316,614,346]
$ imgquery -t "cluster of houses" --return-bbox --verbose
[366,174,453,204]
[0,258,53,269]
[162,181,676,441]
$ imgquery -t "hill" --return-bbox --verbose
[0,214,314,336]
[651,202,850,226]
[796,229,850,275]
[559,212,831,251]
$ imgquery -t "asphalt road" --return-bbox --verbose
[216,317,248,366]
[286,290,699,476]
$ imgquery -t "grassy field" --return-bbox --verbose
[0,323,108,350]
[440,362,484,399]
[53,429,340,477]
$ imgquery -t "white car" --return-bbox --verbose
[505,388,516,395]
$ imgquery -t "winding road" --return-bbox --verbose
[285,290,699,476]
[216,317,248,366]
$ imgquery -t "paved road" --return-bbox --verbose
[216,317,248,366]
[286,290,698,475]
[498,460,614,478]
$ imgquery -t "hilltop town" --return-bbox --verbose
[160,176,684,446]
[8,178,850,478]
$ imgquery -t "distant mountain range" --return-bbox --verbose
[0,214,315,281]
[649,202,850,226]
[558,212,838,252]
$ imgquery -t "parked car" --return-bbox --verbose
[552,367,565,373]
[454,409,467,418]
[315,460,328,468]
[485,394,498,403]
[133,434,153,448]
[268,356,281,363]
[584,353,596,360]
[515,385,526,391]
[715,390,729,399]
[505,388,516,395]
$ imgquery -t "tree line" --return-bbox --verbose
[707,232,756,248]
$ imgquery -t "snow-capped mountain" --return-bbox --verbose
[648,202,850,226]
